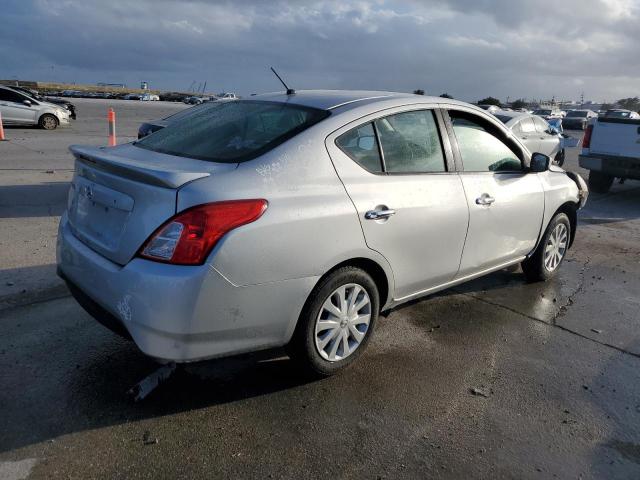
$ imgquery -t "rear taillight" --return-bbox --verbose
[582,124,593,149]
[139,199,268,265]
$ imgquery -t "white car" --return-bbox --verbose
[140,94,160,101]
[0,86,70,130]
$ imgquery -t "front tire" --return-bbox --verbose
[554,149,565,167]
[588,171,614,193]
[39,114,58,130]
[287,267,379,376]
[521,213,571,282]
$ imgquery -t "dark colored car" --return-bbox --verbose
[137,103,208,139]
[10,86,77,120]
[562,110,597,130]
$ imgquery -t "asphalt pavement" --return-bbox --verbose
[1,102,640,479]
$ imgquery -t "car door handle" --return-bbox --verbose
[365,209,396,220]
[475,194,495,206]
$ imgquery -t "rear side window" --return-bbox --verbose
[136,101,329,163]
[375,110,446,173]
[449,111,523,172]
[335,123,383,173]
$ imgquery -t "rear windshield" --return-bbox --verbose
[566,111,588,117]
[135,100,329,163]
[533,109,552,115]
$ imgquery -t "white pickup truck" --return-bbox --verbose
[579,116,640,193]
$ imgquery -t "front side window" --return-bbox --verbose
[0,89,26,103]
[519,117,536,133]
[532,116,550,133]
[135,101,329,163]
[374,110,446,173]
[449,111,523,172]
[336,122,382,173]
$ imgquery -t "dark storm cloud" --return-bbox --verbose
[1,0,638,101]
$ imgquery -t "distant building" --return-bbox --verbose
[140,81,148,90]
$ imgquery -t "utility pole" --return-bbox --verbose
[580,91,584,108]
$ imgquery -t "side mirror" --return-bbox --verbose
[530,153,550,172]
[23,100,32,106]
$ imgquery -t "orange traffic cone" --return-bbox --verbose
[108,108,116,146]
[0,111,6,141]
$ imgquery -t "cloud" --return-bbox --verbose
[1,0,639,102]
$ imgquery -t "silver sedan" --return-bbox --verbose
[493,111,564,164]
[57,91,587,375]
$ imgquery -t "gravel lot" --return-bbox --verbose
[1,99,640,479]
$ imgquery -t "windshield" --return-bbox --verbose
[566,111,588,117]
[533,109,552,115]
[605,110,631,118]
[135,100,329,163]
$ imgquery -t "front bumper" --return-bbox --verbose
[56,214,317,362]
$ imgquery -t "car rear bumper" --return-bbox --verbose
[579,154,640,180]
[56,214,318,362]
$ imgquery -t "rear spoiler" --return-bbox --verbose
[69,145,210,189]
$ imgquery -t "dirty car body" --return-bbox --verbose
[57,91,587,369]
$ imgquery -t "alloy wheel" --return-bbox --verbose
[544,223,568,272]
[314,283,371,362]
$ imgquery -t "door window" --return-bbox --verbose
[335,122,383,173]
[374,110,446,173]
[519,117,536,133]
[449,111,523,172]
[532,116,550,133]
[0,89,25,103]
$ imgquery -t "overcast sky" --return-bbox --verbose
[1,0,639,102]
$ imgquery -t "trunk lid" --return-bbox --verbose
[67,143,236,265]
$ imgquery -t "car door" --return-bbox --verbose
[326,107,469,300]
[0,89,37,124]
[533,116,560,157]
[443,108,545,277]
[512,117,540,154]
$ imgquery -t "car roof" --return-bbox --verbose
[493,110,528,120]
[250,89,470,112]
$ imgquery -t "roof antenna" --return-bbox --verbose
[270,67,295,95]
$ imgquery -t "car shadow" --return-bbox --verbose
[0,182,69,218]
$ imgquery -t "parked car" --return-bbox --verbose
[140,94,160,101]
[494,111,565,165]
[532,108,563,120]
[601,109,640,120]
[123,93,141,100]
[478,104,500,113]
[10,86,77,119]
[579,114,640,193]
[183,96,204,105]
[0,86,71,129]
[57,91,587,375]
[562,110,597,130]
[137,103,209,138]
[218,92,238,100]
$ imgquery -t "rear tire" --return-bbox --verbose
[287,267,379,376]
[588,171,614,193]
[522,213,571,282]
[39,114,58,130]
[554,149,565,167]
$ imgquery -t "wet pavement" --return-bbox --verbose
[1,105,640,479]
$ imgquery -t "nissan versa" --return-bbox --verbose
[56,91,588,375]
